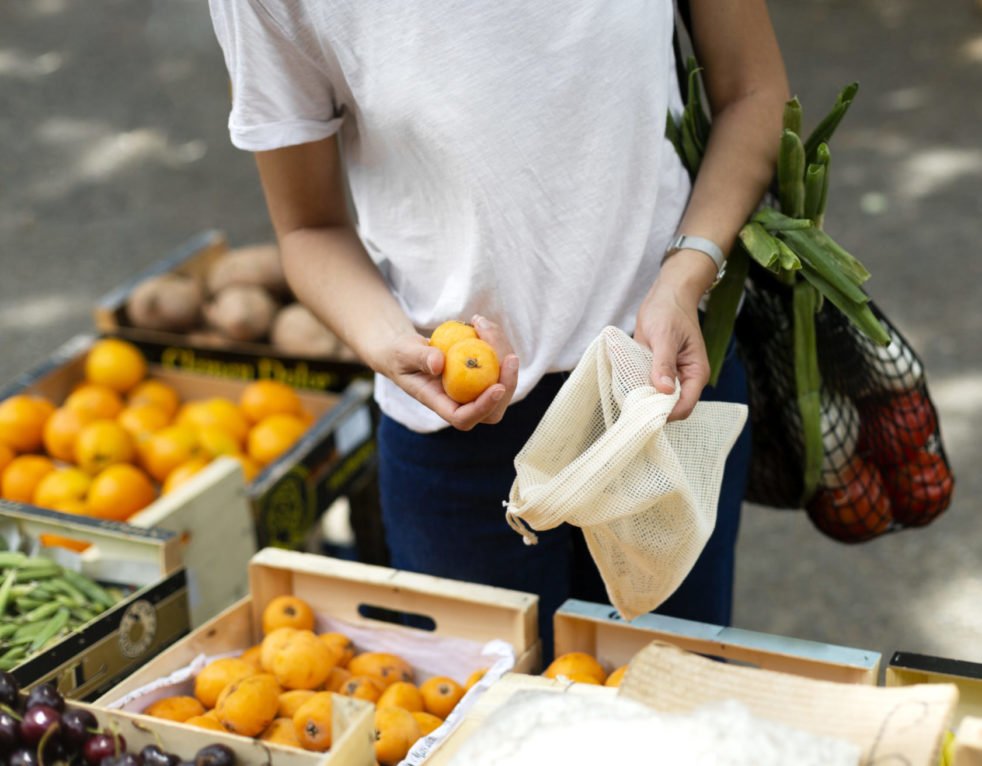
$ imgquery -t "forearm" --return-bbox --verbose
[279,225,413,373]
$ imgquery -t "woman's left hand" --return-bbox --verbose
[634,250,715,421]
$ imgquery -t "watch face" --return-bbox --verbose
[118,599,158,658]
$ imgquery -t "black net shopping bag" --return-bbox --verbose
[735,270,954,543]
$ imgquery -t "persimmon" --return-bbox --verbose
[542,652,607,684]
[194,657,258,708]
[260,717,301,747]
[605,665,628,687]
[278,689,316,719]
[419,676,465,719]
[428,320,477,356]
[143,695,205,723]
[442,338,499,404]
[215,673,281,737]
[412,711,444,736]
[377,681,424,713]
[263,594,316,634]
[292,691,335,751]
[347,652,414,687]
[374,706,422,766]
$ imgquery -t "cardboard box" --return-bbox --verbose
[96,548,540,764]
[0,499,189,700]
[0,334,378,625]
[93,230,371,394]
[554,598,882,684]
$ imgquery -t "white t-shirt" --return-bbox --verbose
[209,0,691,432]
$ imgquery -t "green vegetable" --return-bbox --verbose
[793,282,824,503]
[778,129,806,219]
[29,608,71,653]
[804,82,859,164]
[703,249,751,387]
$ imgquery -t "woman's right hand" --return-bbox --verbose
[379,315,520,431]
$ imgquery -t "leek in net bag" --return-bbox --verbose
[504,326,747,620]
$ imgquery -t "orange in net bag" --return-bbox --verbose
[504,326,748,620]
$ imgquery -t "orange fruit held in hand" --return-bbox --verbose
[441,339,500,404]
[263,595,316,634]
[419,676,465,719]
[74,420,136,475]
[84,338,147,393]
[0,395,54,453]
[239,380,304,424]
[428,320,477,356]
[1,455,55,503]
[86,463,156,521]
[65,383,125,421]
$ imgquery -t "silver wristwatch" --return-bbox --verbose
[664,234,728,291]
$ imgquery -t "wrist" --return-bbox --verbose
[657,248,720,302]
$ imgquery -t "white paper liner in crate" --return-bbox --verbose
[102,610,517,765]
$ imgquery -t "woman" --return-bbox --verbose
[208,0,789,651]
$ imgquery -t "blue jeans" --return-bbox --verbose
[377,345,751,662]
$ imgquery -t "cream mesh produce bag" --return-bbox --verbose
[505,326,748,620]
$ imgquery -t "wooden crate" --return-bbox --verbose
[96,548,540,764]
[0,334,378,624]
[554,598,882,684]
[0,500,189,699]
[38,693,375,766]
[93,230,371,394]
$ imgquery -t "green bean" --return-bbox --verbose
[0,568,16,617]
[60,569,116,610]
[48,577,89,608]
[20,601,62,624]
[30,608,70,653]
[0,624,18,640]
[0,553,28,569]
[14,565,61,583]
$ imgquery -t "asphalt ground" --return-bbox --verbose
[1,0,981,676]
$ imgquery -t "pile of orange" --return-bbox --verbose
[542,651,628,688]
[0,339,315,548]
[143,594,486,765]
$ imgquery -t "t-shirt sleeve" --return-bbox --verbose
[208,0,344,151]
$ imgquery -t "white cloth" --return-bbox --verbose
[209,0,691,432]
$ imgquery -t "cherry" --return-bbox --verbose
[0,710,20,753]
[9,747,39,766]
[141,744,181,766]
[84,732,126,765]
[62,707,98,747]
[0,671,21,709]
[18,705,60,746]
[103,753,143,766]
[24,683,64,713]
[194,744,236,766]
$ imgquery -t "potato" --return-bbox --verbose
[270,303,340,357]
[206,244,288,296]
[203,285,278,342]
[125,273,203,332]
